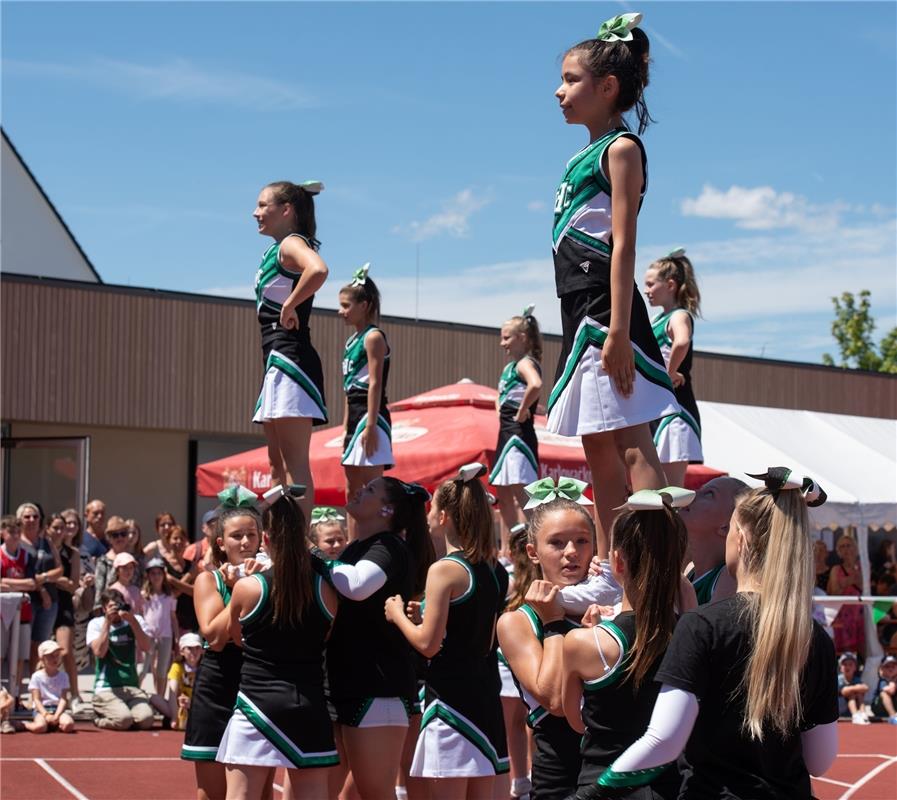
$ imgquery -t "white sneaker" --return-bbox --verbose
[852,712,871,725]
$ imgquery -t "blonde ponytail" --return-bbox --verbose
[735,488,813,739]
[651,254,701,317]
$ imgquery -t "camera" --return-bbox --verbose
[116,602,131,614]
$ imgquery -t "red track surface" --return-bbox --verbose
[1,720,895,799]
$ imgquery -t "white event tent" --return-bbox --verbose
[698,400,896,536]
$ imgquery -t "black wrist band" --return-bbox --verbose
[543,620,568,638]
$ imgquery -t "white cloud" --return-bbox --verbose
[527,200,547,212]
[3,57,315,111]
[393,188,491,242]
[681,184,848,233]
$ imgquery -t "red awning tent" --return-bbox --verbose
[196,381,726,505]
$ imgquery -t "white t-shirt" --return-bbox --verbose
[28,669,71,705]
[142,594,177,638]
[86,614,149,646]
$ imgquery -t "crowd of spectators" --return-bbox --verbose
[0,499,213,734]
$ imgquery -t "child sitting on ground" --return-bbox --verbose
[871,654,897,725]
[167,632,203,730]
[25,640,75,734]
[838,651,871,725]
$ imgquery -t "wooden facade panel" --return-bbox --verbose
[2,275,895,436]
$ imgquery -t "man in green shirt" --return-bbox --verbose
[87,588,154,730]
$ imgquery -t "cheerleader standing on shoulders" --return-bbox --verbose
[497,478,597,800]
[339,264,393,534]
[548,12,676,566]
[588,470,837,799]
[385,463,509,799]
[181,486,263,800]
[252,180,329,521]
[326,477,435,800]
[490,306,543,555]
[644,248,702,487]
[562,488,694,800]
[217,487,339,800]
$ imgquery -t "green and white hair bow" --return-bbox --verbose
[311,506,345,524]
[457,462,487,483]
[258,483,306,511]
[351,262,371,287]
[300,180,324,195]
[218,484,259,509]
[524,477,593,510]
[746,467,827,507]
[597,12,643,42]
[521,304,536,318]
[667,247,686,258]
[615,487,695,512]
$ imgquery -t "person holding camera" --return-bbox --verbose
[86,588,154,730]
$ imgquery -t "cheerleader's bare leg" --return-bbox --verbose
[581,432,628,560]
[270,417,315,520]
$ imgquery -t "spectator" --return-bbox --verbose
[160,525,198,633]
[24,641,75,734]
[81,500,109,560]
[872,539,897,577]
[93,516,138,605]
[829,534,865,656]
[44,513,88,715]
[837,651,871,725]
[126,519,144,559]
[166,632,203,731]
[1,516,39,701]
[61,509,95,682]
[108,553,144,616]
[25,506,62,674]
[870,655,897,724]
[814,539,831,592]
[184,509,219,570]
[139,556,178,695]
[15,502,42,550]
[143,512,177,560]
[0,687,14,734]
[87,588,154,730]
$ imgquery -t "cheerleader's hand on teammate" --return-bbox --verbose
[280,303,299,330]
[669,369,685,388]
[524,580,564,623]
[601,332,634,397]
[384,594,405,624]
[242,557,266,576]
[405,600,423,624]
[588,556,604,578]
[580,604,614,627]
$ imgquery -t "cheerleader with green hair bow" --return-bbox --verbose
[308,506,347,559]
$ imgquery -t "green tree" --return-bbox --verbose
[822,290,897,373]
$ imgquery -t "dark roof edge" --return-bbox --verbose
[2,271,892,380]
[1,127,104,284]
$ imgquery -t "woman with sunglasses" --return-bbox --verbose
[93,517,138,607]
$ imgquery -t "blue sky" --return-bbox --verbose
[3,1,895,364]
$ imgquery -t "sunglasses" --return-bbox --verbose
[108,530,130,539]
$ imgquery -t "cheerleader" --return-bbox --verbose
[325,477,435,800]
[644,248,703,487]
[497,478,595,800]
[252,180,329,520]
[217,487,339,800]
[181,486,263,800]
[562,488,693,799]
[490,307,543,553]
[308,507,348,560]
[339,263,393,530]
[589,470,837,799]
[498,522,538,800]
[548,12,675,567]
[385,463,509,800]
